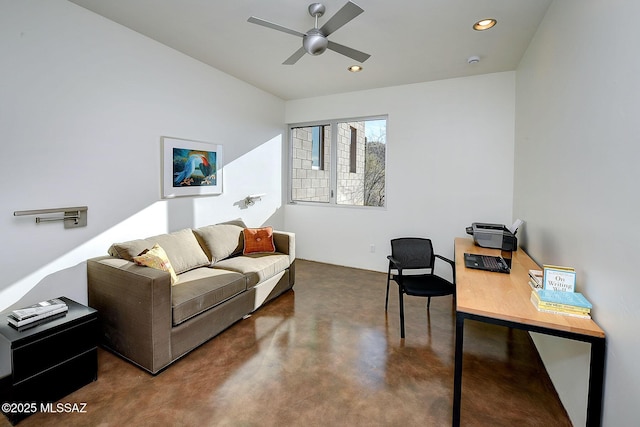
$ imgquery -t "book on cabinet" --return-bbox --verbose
[11,298,67,321]
[8,298,69,329]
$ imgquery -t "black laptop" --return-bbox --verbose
[464,250,512,274]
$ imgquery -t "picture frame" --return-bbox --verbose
[161,137,223,198]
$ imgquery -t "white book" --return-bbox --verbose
[8,305,68,327]
[11,298,67,320]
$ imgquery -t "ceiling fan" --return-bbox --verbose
[248,1,371,65]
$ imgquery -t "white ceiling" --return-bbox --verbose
[68,0,552,100]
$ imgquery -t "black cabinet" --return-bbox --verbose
[0,297,97,424]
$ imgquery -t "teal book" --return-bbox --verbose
[536,289,593,309]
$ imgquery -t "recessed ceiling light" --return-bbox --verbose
[348,65,363,72]
[473,18,497,31]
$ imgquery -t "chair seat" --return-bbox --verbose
[394,274,455,297]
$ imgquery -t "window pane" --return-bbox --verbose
[337,119,386,207]
[291,125,331,203]
[311,126,324,170]
[363,119,386,207]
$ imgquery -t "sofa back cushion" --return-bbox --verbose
[109,228,209,274]
[149,229,210,274]
[193,219,246,265]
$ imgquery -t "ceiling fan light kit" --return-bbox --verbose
[248,1,371,65]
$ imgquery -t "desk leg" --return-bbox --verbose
[586,337,606,427]
[453,312,464,427]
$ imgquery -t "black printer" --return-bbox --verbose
[465,221,520,251]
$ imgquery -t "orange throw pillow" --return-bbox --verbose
[243,227,275,254]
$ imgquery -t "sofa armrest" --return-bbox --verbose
[273,231,295,286]
[273,231,295,261]
[87,256,173,374]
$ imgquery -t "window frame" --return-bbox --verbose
[288,115,387,209]
[349,126,357,173]
[311,125,325,171]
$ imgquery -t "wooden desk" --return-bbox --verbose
[452,237,605,427]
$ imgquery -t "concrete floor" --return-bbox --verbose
[3,259,570,426]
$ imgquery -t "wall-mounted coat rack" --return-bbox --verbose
[13,206,88,229]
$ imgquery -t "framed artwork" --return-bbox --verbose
[161,137,223,198]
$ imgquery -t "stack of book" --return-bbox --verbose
[7,298,68,330]
[528,269,543,291]
[530,289,592,319]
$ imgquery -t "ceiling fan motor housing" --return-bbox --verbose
[303,30,328,55]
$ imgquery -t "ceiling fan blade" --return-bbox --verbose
[247,16,305,38]
[283,47,307,65]
[327,41,370,63]
[319,1,364,37]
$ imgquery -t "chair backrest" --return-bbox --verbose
[390,238,435,270]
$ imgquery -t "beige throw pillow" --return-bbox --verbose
[133,244,179,285]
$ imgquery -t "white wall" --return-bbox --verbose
[0,0,286,311]
[285,72,516,273]
[514,0,640,425]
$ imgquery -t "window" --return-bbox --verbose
[290,116,386,207]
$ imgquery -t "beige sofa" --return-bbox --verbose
[87,219,295,374]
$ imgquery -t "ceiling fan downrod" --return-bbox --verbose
[304,3,328,55]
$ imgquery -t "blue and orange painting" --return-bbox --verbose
[172,148,217,187]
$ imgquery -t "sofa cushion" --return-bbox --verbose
[108,239,152,262]
[149,229,210,274]
[132,244,179,285]
[171,267,247,325]
[213,253,290,288]
[243,227,275,255]
[193,219,246,265]
[109,229,210,275]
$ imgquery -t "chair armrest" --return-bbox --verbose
[435,254,456,283]
[387,255,403,274]
[87,256,173,373]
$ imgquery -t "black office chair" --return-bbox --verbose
[385,237,456,338]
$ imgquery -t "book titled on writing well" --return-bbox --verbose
[543,265,576,292]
